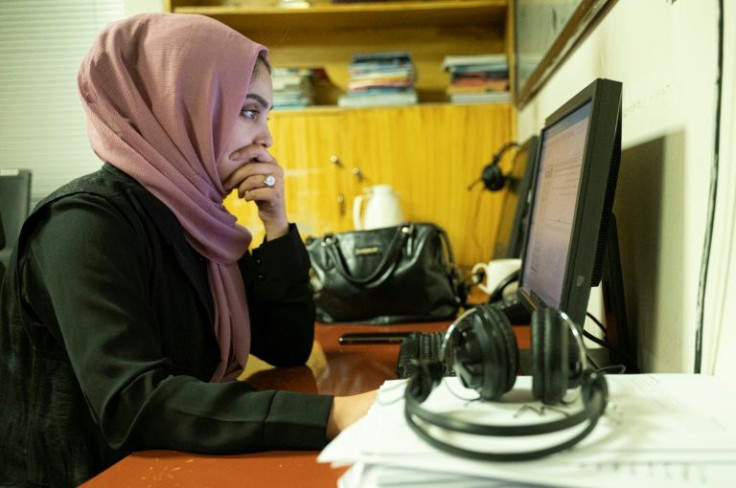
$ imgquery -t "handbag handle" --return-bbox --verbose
[436,226,468,307]
[322,223,413,286]
[436,226,455,266]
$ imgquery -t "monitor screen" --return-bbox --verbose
[492,135,540,260]
[519,78,622,327]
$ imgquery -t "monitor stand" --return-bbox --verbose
[601,216,639,372]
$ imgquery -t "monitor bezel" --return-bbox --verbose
[492,135,540,260]
[518,78,623,326]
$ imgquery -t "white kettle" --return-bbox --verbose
[353,184,405,230]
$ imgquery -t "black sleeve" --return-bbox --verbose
[23,196,332,453]
[241,224,317,367]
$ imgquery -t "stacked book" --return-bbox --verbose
[338,51,418,108]
[272,67,314,109]
[442,54,510,104]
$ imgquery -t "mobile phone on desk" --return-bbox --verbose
[338,332,412,344]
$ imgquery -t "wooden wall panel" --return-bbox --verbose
[341,103,513,268]
[224,104,513,268]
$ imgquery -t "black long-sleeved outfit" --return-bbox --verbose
[0,165,331,487]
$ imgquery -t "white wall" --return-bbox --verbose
[0,0,124,203]
[703,0,736,378]
[123,0,163,15]
[0,0,163,206]
[517,0,725,373]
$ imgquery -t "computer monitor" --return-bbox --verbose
[492,135,540,260]
[518,78,623,333]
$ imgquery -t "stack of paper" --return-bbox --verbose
[319,375,736,487]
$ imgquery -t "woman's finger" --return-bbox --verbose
[234,168,282,197]
[226,160,281,191]
[223,146,276,189]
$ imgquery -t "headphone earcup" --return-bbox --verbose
[481,305,519,398]
[531,308,569,405]
[454,305,518,401]
[481,162,506,192]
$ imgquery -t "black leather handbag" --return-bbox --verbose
[306,222,465,324]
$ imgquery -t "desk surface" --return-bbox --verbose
[82,321,530,488]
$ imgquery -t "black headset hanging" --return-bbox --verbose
[403,305,609,462]
[467,141,520,192]
[482,141,519,191]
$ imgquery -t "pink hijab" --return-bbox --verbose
[77,13,268,381]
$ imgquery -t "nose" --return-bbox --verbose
[256,124,273,148]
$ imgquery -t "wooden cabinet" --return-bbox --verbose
[171,1,515,266]
[225,103,513,267]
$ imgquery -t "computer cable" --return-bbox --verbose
[694,0,724,374]
[584,312,637,369]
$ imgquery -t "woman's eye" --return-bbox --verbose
[240,108,259,121]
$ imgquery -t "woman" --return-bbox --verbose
[0,13,374,487]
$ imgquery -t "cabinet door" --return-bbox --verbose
[340,104,513,268]
[224,110,347,244]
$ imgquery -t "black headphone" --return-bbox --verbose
[481,141,519,191]
[404,305,609,461]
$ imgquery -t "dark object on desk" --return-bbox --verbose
[0,169,32,268]
[306,222,465,324]
[489,296,530,325]
[339,331,411,344]
[395,331,455,380]
[484,268,531,325]
[404,305,608,461]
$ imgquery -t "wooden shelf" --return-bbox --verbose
[168,0,509,100]
[172,1,507,30]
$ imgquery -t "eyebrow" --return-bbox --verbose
[246,93,271,111]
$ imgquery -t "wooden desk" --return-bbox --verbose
[82,321,531,488]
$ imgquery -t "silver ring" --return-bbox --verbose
[264,175,276,187]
